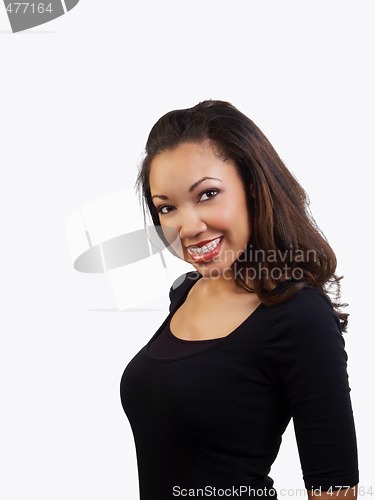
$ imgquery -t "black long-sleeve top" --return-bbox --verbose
[120,271,359,499]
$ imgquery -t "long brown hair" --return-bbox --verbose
[135,100,348,331]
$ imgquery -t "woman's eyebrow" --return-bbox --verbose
[152,177,222,200]
[189,176,222,192]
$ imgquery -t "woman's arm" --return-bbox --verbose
[308,484,358,499]
[264,289,359,493]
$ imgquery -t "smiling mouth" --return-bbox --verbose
[187,237,223,256]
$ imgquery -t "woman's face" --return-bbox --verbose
[149,140,252,279]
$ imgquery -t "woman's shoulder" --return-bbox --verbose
[267,284,344,344]
[168,271,202,313]
[272,284,334,313]
[264,285,349,394]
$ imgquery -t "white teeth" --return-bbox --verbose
[188,237,222,255]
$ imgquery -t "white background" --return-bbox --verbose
[1,1,373,498]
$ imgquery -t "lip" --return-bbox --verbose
[187,236,224,263]
[188,236,223,249]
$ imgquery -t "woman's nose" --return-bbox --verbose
[178,209,207,241]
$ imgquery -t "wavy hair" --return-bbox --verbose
[135,100,348,331]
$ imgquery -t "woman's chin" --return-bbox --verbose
[191,262,234,279]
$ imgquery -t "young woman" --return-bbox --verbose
[120,100,359,499]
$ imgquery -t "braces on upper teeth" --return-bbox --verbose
[189,238,221,254]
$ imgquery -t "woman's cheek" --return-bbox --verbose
[161,225,185,259]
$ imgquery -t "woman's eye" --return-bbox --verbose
[156,189,220,215]
[156,205,173,215]
[199,189,220,202]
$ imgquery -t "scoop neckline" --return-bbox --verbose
[167,316,222,344]
[144,274,266,362]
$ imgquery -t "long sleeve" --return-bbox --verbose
[263,287,359,490]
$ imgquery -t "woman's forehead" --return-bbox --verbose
[150,142,228,182]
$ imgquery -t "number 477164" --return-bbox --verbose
[6,3,53,14]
